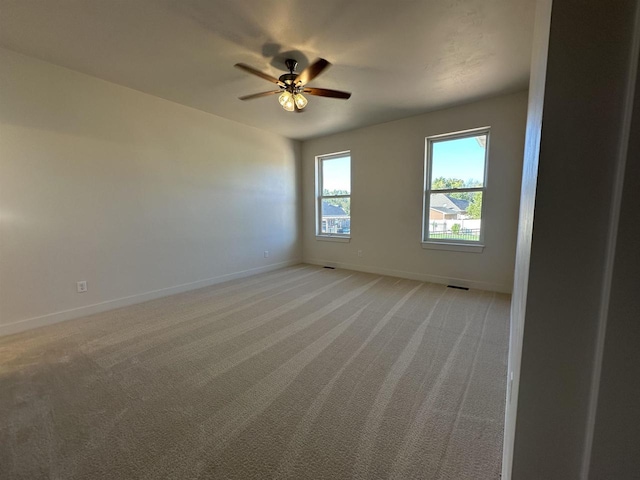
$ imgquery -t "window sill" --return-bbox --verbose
[421,242,484,253]
[316,235,351,243]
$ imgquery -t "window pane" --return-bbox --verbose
[427,192,482,241]
[431,134,486,189]
[321,198,350,235]
[322,156,351,195]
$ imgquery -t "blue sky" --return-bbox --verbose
[322,156,351,192]
[322,136,486,191]
[431,135,486,185]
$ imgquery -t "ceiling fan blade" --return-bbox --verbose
[303,87,351,99]
[235,63,285,87]
[295,58,331,86]
[239,90,281,101]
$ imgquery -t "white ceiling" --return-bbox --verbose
[0,0,536,140]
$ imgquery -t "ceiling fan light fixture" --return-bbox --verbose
[236,58,351,113]
[278,91,295,111]
[293,93,308,109]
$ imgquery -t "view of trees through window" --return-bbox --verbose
[431,177,483,219]
[424,131,488,243]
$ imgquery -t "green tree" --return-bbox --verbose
[432,177,465,190]
[467,192,482,219]
[433,177,470,201]
[433,177,483,203]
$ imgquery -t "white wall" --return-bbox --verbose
[0,48,301,335]
[502,1,552,478]
[301,92,528,293]
[510,0,640,478]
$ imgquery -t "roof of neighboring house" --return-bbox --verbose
[322,201,348,216]
[430,193,469,212]
[430,206,461,216]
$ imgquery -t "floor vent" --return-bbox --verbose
[447,285,469,290]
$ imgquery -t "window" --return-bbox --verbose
[422,128,489,250]
[316,151,351,239]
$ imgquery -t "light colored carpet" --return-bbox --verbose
[0,265,510,479]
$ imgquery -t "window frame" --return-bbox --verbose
[316,151,351,241]
[421,127,490,252]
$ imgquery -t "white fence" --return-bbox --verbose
[429,219,481,234]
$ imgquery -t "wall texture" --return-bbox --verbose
[0,48,301,335]
[301,92,527,293]
[511,1,640,478]
[502,1,551,477]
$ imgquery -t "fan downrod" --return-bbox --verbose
[279,59,299,86]
[284,59,298,74]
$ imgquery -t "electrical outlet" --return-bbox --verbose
[77,281,88,293]
[264,250,269,258]
[357,250,363,257]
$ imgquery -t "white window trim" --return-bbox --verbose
[315,235,351,243]
[421,242,484,253]
[421,127,490,252]
[316,151,351,240]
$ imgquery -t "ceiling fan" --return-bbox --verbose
[234,58,351,112]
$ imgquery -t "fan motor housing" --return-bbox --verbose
[278,72,298,85]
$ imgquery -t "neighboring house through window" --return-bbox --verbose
[316,151,351,239]
[422,128,489,250]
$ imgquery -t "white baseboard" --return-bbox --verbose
[304,258,512,294]
[0,259,302,337]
